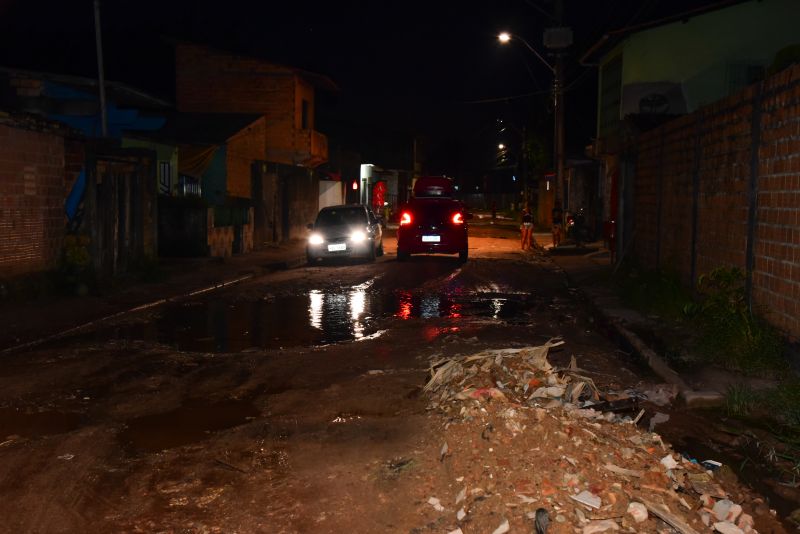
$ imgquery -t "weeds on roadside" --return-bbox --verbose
[763,380,800,427]
[686,267,785,374]
[725,383,756,417]
[615,262,693,321]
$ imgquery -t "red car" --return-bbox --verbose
[396,176,470,262]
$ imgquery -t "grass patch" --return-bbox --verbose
[687,268,786,374]
[762,379,800,428]
[615,262,693,321]
[726,383,756,417]
[615,264,787,375]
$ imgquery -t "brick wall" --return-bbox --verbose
[631,64,800,338]
[175,43,301,166]
[0,123,69,277]
[226,117,266,199]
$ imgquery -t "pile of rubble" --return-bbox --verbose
[420,340,781,534]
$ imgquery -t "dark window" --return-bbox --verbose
[301,99,309,129]
[158,161,172,195]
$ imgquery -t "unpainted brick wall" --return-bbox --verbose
[632,64,800,338]
[0,124,69,277]
[226,117,266,199]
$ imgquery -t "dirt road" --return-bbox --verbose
[0,225,787,533]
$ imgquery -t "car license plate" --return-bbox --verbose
[328,243,346,252]
[422,235,440,243]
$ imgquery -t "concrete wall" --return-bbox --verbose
[631,63,800,338]
[619,0,800,111]
[207,207,254,258]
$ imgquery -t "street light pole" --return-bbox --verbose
[93,0,108,138]
[553,51,565,204]
[552,0,566,206]
[498,29,566,204]
[500,2,571,206]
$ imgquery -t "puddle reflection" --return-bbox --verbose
[91,287,531,353]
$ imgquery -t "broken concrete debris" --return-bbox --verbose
[421,341,773,533]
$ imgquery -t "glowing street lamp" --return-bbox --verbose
[498,30,564,202]
[497,32,554,73]
[498,143,505,150]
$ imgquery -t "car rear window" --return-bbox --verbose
[316,208,366,226]
[413,177,454,197]
[412,200,462,223]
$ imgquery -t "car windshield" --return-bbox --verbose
[316,208,366,227]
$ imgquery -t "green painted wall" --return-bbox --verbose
[122,137,179,194]
[618,0,800,111]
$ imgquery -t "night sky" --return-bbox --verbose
[0,0,720,180]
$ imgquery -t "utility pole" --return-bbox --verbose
[544,0,570,207]
[521,125,528,208]
[93,0,108,138]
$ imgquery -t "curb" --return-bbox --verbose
[551,253,725,409]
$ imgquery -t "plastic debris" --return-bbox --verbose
[582,519,619,533]
[570,490,602,509]
[418,343,770,534]
[713,522,745,534]
[702,459,723,471]
[428,497,444,512]
[491,519,510,534]
[649,411,670,431]
[712,499,742,523]
[660,453,680,470]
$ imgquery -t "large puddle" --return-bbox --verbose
[0,407,82,439]
[94,287,534,352]
[120,398,260,453]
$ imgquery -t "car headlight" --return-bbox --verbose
[308,233,324,245]
[350,230,367,243]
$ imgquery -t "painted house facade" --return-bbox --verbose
[174,42,336,245]
[582,0,800,256]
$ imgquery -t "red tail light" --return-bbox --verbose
[452,212,464,224]
[400,212,412,226]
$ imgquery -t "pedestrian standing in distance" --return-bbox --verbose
[521,206,533,250]
[551,199,563,248]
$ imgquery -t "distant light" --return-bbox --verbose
[512,175,517,182]
[546,181,551,191]
[352,180,358,190]
[475,186,479,191]
[498,32,511,43]
[498,143,505,150]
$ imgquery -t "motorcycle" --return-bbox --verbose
[566,208,589,248]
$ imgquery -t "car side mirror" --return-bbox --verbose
[306,223,314,230]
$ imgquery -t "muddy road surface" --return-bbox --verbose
[0,224,786,533]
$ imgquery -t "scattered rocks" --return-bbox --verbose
[627,501,648,523]
[582,519,619,533]
[418,343,768,534]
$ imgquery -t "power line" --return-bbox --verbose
[461,89,551,105]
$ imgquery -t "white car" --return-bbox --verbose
[306,204,384,264]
